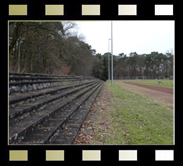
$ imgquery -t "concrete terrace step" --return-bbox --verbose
[9,82,101,144]
[9,73,95,94]
[19,83,102,144]
[9,81,98,119]
[9,80,94,105]
[9,80,94,94]
[8,72,104,145]
[9,79,86,94]
[9,72,86,78]
[49,83,104,144]
[9,73,93,81]
[9,76,82,81]
[9,79,83,85]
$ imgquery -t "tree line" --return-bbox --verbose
[92,51,173,80]
[9,22,173,81]
[9,22,94,76]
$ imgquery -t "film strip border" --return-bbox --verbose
[8,4,174,16]
[5,1,177,165]
[8,149,175,161]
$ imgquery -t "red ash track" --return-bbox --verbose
[124,82,173,94]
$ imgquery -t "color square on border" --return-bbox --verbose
[119,150,137,161]
[82,150,101,161]
[45,5,64,15]
[46,150,64,161]
[9,5,27,15]
[9,150,28,161]
[155,5,173,15]
[82,5,100,15]
[155,150,174,161]
[118,5,137,15]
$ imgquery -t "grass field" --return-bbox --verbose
[94,81,173,145]
[117,79,173,87]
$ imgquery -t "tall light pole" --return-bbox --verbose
[108,39,111,82]
[111,21,113,86]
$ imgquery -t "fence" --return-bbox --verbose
[114,76,159,80]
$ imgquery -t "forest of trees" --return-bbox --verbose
[9,22,94,76]
[94,51,173,80]
[9,22,173,81]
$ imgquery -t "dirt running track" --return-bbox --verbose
[125,82,173,94]
[115,81,174,109]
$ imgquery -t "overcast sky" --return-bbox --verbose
[69,21,174,56]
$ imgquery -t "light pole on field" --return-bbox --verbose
[111,21,113,86]
[108,39,111,82]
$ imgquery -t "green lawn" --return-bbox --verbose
[117,79,173,87]
[94,81,173,145]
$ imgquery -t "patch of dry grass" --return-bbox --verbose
[100,82,173,145]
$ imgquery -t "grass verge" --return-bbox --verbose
[94,82,173,145]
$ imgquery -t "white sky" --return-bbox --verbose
[69,21,174,56]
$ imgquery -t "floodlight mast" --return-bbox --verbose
[111,21,113,86]
[108,39,111,82]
